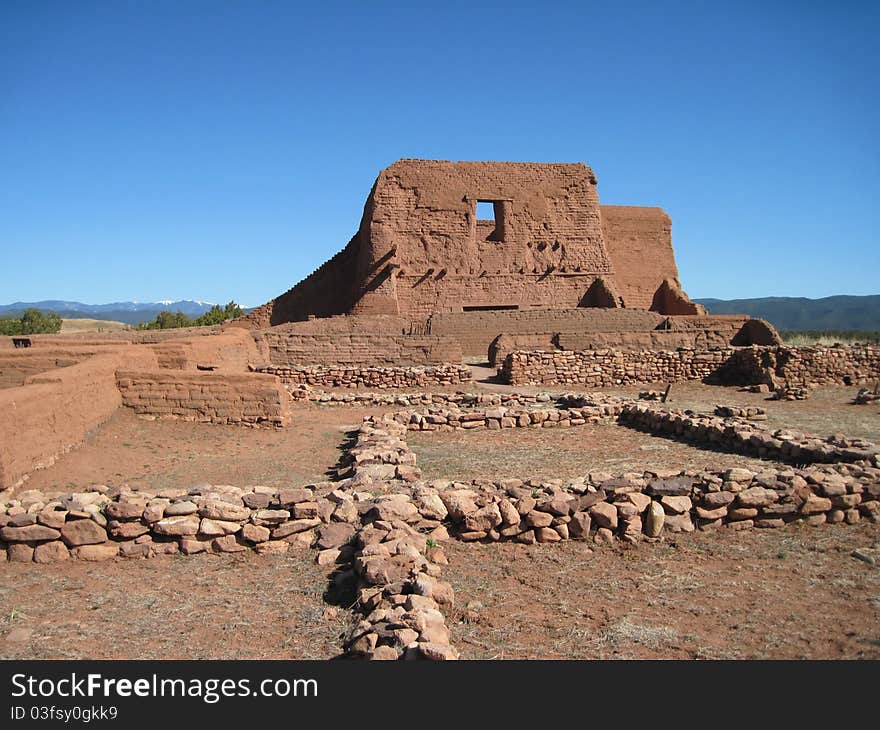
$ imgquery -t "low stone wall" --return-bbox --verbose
[261,331,461,367]
[724,345,880,387]
[117,370,292,427]
[257,364,472,389]
[436,462,880,544]
[501,345,880,388]
[501,348,732,386]
[0,481,355,563]
[304,389,559,408]
[619,403,879,463]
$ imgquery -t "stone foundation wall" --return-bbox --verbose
[501,348,733,386]
[257,364,472,389]
[502,345,880,387]
[116,370,292,427]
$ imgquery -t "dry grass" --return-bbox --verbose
[0,551,352,660]
[60,318,130,333]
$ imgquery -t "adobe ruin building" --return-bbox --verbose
[244,159,706,325]
[238,159,778,356]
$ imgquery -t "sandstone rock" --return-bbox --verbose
[800,495,833,515]
[72,543,119,561]
[212,535,247,553]
[724,468,756,483]
[497,499,520,526]
[0,525,61,543]
[277,488,314,508]
[105,501,147,520]
[369,498,420,523]
[647,477,693,497]
[412,575,455,606]
[418,643,459,660]
[273,519,321,538]
[538,495,572,517]
[440,490,479,519]
[198,518,242,537]
[463,503,502,532]
[198,501,250,521]
[164,500,198,516]
[589,502,618,530]
[243,492,272,509]
[535,527,562,543]
[662,513,694,533]
[255,540,290,555]
[251,509,290,524]
[142,503,167,523]
[108,520,150,539]
[624,492,652,512]
[660,495,692,515]
[241,523,271,543]
[569,511,592,538]
[179,538,210,555]
[727,507,759,521]
[412,491,448,521]
[368,646,400,660]
[594,527,615,545]
[37,509,68,530]
[119,541,152,558]
[33,541,70,563]
[154,514,201,536]
[702,491,736,509]
[7,544,34,562]
[736,487,778,508]
[60,519,107,547]
[315,523,356,550]
[644,501,665,537]
[524,510,553,528]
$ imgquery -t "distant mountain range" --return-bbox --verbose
[0,300,219,325]
[1,295,877,330]
[695,295,880,331]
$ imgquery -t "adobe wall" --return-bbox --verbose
[600,205,689,311]
[234,236,362,329]
[351,160,614,320]
[431,308,665,357]
[261,331,461,367]
[116,371,291,427]
[150,328,266,371]
[488,330,736,367]
[0,348,156,490]
[0,326,225,349]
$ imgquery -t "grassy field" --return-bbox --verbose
[780,329,880,346]
[60,318,130,334]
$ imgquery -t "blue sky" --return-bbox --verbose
[1,0,877,306]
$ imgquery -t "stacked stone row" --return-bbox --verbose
[501,348,731,386]
[501,345,880,388]
[255,364,472,389]
[714,405,767,420]
[619,403,880,464]
[427,462,880,545]
[0,483,365,563]
[302,389,558,408]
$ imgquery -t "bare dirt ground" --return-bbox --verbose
[6,381,880,660]
[21,405,379,498]
[0,550,349,660]
[444,522,880,659]
[410,423,774,483]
